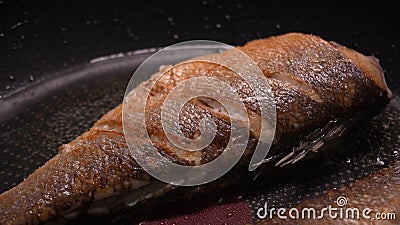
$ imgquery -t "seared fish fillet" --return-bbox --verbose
[0,33,392,225]
[256,96,400,225]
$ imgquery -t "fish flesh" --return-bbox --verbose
[0,33,392,224]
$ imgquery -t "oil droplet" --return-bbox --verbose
[225,14,230,19]
[226,213,233,218]
[346,158,351,163]
[168,17,174,26]
[9,75,14,81]
[276,24,281,29]
[11,22,23,29]
[376,157,385,165]
[0,33,4,37]
[311,64,323,72]
[202,0,208,5]
[173,34,179,39]
[215,23,222,28]
[5,85,11,90]
[29,75,35,82]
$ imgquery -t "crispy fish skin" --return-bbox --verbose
[0,33,391,224]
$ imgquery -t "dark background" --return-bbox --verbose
[0,0,399,97]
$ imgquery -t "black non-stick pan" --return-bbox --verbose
[1,1,399,224]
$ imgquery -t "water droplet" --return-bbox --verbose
[61,27,66,32]
[0,33,4,37]
[226,213,233,218]
[173,34,179,39]
[29,75,34,82]
[215,23,222,28]
[202,0,207,5]
[276,24,281,29]
[9,75,14,81]
[167,17,173,22]
[63,40,68,44]
[225,14,230,19]
[86,20,91,25]
[5,85,11,90]
[21,35,25,40]
[346,158,351,163]
[376,157,385,165]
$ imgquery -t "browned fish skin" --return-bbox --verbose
[237,34,391,153]
[0,118,152,224]
[0,33,391,225]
